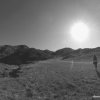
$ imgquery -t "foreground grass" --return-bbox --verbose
[0,59,99,100]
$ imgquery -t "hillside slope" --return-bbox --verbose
[0,45,53,65]
[0,45,100,65]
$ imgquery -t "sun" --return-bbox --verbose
[70,21,90,42]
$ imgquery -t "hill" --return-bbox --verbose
[0,45,53,65]
[0,45,100,65]
[63,47,100,61]
[54,48,73,57]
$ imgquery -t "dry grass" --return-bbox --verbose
[0,59,99,100]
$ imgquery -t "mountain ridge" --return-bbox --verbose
[0,45,99,65]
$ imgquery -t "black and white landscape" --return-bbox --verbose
[0,45,99,99]
[1,0,100,100]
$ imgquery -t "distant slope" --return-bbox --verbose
[0,45,100,65]
[0,45,53,65]
[63,47,100,61]
[54,48,73,56]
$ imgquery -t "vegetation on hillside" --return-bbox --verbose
[0,45,100,65]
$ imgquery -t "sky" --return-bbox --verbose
[0,0,100,51]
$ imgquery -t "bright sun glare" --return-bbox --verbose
[70,21,90,42]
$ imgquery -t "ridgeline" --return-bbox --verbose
[0,45,99,65]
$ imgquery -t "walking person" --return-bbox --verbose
[93,55,98,70]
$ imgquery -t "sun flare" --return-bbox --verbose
[70,21,90,42]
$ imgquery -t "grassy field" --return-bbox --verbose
[0,59,100,100]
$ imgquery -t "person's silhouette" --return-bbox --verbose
[96,70,100,78]
[93,55,98,70]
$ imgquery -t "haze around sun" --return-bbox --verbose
[0,0,100,50]
[70,21,90,43]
